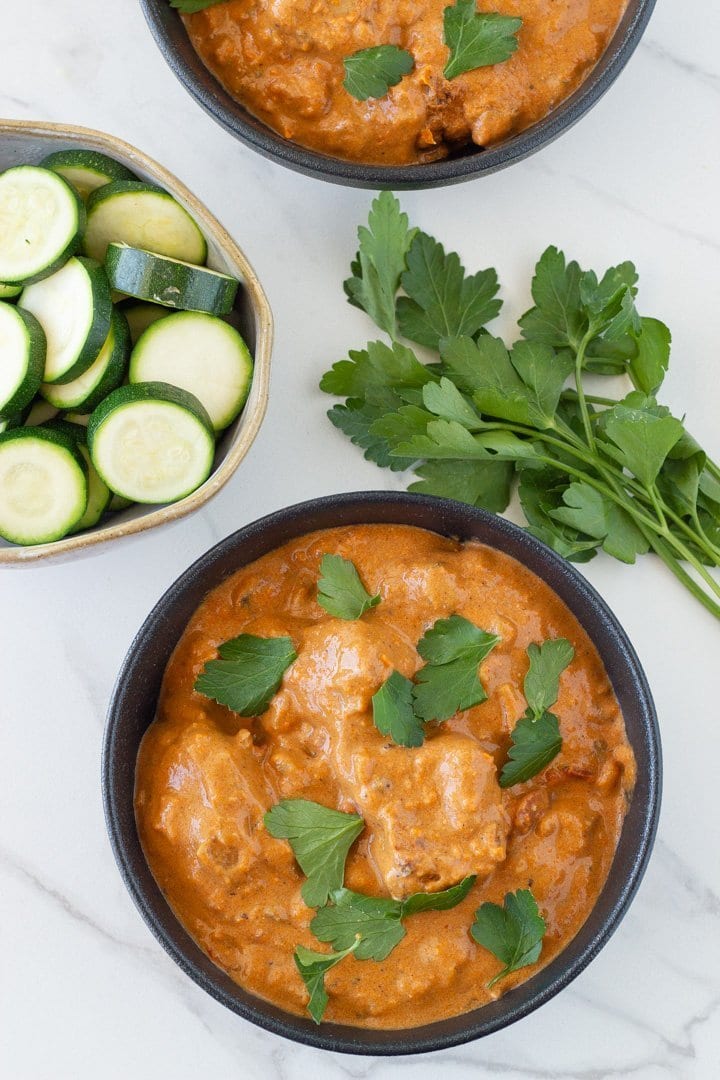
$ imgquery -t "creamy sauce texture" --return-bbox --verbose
[136,524,635,1028]
[184,0,628,165]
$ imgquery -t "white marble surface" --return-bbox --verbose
[2,2,720,1077]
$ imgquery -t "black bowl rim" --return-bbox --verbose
[139,0,657,188]
[102,491,661,1054]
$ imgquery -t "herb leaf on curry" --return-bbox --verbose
[413,615,500,721]
[343,45,415,102]
[320,193,720,621]
[264,799,365,908]
[311,877,476,961]
[317,553,381,620]
[443,2,522,81]
[471,889,546,987]
[500,638,573,788]
[169,0,225,12]
[294,942,359,1024]
[194,634,296,716]
[372,670,425,747]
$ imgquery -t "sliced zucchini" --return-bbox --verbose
[0,303,46,415]
[41,149,136,201]
[105,244,237,315]
[40,308,130,410]
[0,283,21,299]
[0,426,87,545]
[129,311,252,432]
[88,381,215,504]
[108,492,133,511]
[0,166,85,285]
[19,256,112,384]
[62,411,90,426]
[84,182,207,265]
[0,413,23,433]
[43,418,112,531]
[122,301,172,344]
[25,400,58,426]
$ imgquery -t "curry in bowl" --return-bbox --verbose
[135,522,634,1027]
[181,0,629,166]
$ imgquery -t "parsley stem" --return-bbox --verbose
[572,332,596,452]
[646,535,720,621]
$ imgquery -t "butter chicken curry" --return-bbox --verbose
[136,524,634,1027]
[182,1,629,165]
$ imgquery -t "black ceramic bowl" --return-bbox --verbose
[140,0,656,189]
[103,491,661,1054]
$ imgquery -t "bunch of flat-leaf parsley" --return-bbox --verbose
[320,192,720,621]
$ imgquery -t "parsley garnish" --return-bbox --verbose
[500,638,574,788]
[443,2,522,80]
[413,615,500,721]
[169,0,224,12]
[194,634,296,716]
[343,45,415,102]
[317,553,381,620]
[321,193,720,621]
[311,877,476,960]
[264,800,364,908]
[471,889,545,987]
[294,942,358,1024]
[372,671,424,747]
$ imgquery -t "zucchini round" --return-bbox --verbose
[88,381,215,504]
[40,307,130,411]
[84,182,207,265]
[0,283,21,299]
[0,303,46,415]
[121,301,171,344]
[105,244,238,314]
[129,311,253,431]
[42,418,112,531]
[0,426,88,544]
[41,149,137,201]
[0,165,85,285]
[19,256,113,384]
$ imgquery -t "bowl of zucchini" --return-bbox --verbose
[0,119,273,564]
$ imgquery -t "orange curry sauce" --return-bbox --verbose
[135,524,634,1028]
[183,0,628,165]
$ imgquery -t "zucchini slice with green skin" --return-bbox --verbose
[0,413,24,433]
[0,283,21,299]
[0,165,85,285]
[42,419,112,530]
[84,182,207,265]
[88,381,215,504]
[0,426,88,545]
[62,411,90,426]
[121,301,172,344]
[0,303,46,415]
[108,492,133,511]
[106,244,238,314]
[19,256,112,384]
[40,307,130,410]
[40,149,136,201]
[130,311,253,431]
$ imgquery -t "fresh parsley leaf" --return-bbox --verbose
[549,482,649,564]
[393,417,496,461]
[343,45,414,102]
[413,615,500,721]
[344,191,416,338]
[320,339,433,398]
[264,800,364,908]
[194,635,296,716]
[317,554,380,620]
[397,230,501,349]
[170,0,224,11]
[422,377,485,429]
[523,638,574,719]
[294,941,358,1023]
[499,710,562,787]
[311,877,476,961]
[471,889,545,987]
[409,459,514,512]
[327,399,415,472]
[519,246,585,349]
[372,671,425,747]
[603,405,684,488]
[443,2,522,80]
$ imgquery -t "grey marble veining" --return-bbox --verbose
[1,0,719,1077]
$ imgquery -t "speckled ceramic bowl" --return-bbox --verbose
[140,0,656,189]
[103,491,661,1054]
[0,119,273,565]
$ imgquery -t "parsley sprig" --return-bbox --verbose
[169,0,225,12]
[343,45,415,102]
[471,888,546,987]
[317,554,381,620]
[443,1,522,80]
[194,634,296,716]
[321,192,720,622]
